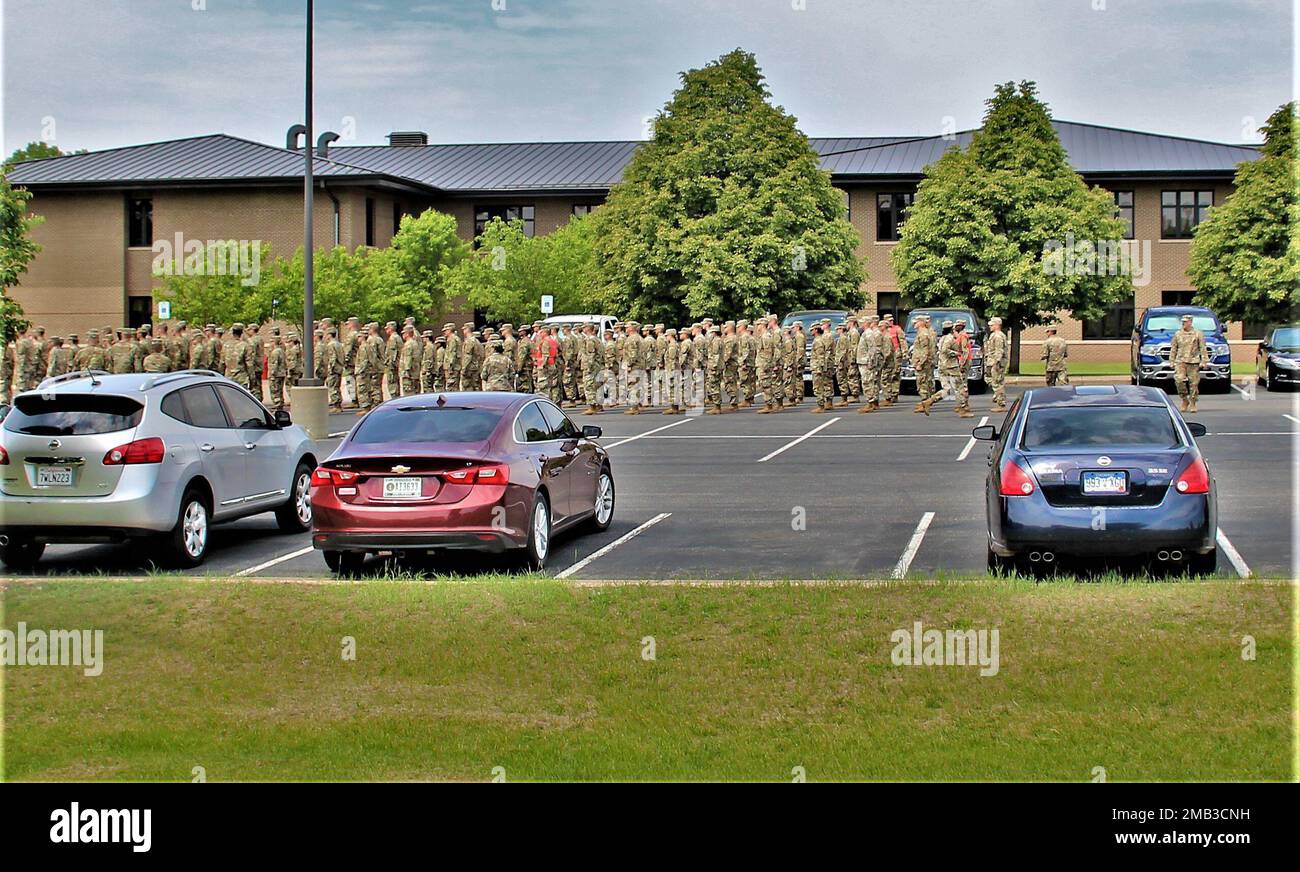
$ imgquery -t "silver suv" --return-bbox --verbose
[0,370,318,569]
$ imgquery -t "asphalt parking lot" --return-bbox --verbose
[3,381,1295,580]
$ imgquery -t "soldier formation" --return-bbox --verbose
[3,312,1089,420]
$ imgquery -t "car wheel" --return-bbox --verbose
[322,550,342,572]
[275,462,314,532]
[524,493,551,571]
[0,537,45,570]
[1265,365,1277,392]
[588,468,615,532]
[165,489,210,568]
[1187,549,1218,576]
[336,552,366,577]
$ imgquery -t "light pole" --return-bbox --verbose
[290,0,329,437]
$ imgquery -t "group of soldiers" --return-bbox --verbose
[4,311,1095,420]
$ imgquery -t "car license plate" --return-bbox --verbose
[37,466,73,487]
[382,477,422,499]
[1082,470,1128,495]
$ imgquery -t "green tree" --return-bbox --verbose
[893,81,1131,370]
[446,213,600,324]
[5,142,79,168]
[1,176,42,342]
[155,242,271,327]
[592,49,864,325]
[1188,102,1298,325]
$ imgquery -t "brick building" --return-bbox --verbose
[4,122,1261,362]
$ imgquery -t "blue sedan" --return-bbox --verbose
[974,385,1217,575]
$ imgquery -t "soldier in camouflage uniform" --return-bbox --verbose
[579,323,602,414]
[788,322,806,406]
[356,323,384,412]
[458,322,483,393]
[1170,313,1209,413]
[480,339,514,391]
[399,324,421,396]
[440,323,460,391]
[880,313,905,405]
[810,323,835,412]
[419,331,437,393]
[324,327,345,411]
[515,325,534,394]
[857,314,886,413]
[659,327,682,414]
[910,314,937,413]
[703,324,723,414]
[736,320,755,407]
[720,321,740,410]
[110,329,137,374]
[621,322,644,415]
[74,330,108,373]
[755,317,778,413]
[45,336,73,380]
[285,332,304,395]
[266,330,287,412]
[533,325,561,403]
[247,323,265,400]
[1041,327,1069,386]
[984,317,1009,412]
[142,338,171,374]
[833,323,852,407]
[14,326,41,390]
[223,324,253,389]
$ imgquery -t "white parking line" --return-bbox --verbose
[235,546,316,577]
[955,416,989,462]
[327,431,349,438]
[602,417,693,449]
[1214,528,1251,579]
[1231,383,1249,397]
[892,512,935,579]
[757,417,840,463]
[1283,414,1300,426]
[554,513,672,579]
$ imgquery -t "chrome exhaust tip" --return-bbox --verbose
[1170,550,1183,562]
[1041,551,1055,563]
[1157,550,1170,561]
[1029,551,1042,562]
[0,535,8,546]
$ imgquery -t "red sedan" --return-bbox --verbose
[310,392,614,575]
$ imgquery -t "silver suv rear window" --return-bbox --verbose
[4,394,144,436]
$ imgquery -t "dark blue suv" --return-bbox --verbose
[1130,305,1232,393]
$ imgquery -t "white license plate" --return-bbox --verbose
[382,477,422,499]
[37,466,73,487]
[1082,471,1128,495]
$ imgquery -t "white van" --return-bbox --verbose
[540,314,620,335]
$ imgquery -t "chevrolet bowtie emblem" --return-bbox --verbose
[392,465,411,474]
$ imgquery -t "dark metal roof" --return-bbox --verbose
[7,121,1259,192]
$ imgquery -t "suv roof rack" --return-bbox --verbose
[137,369,223,391]
[35,369,111,390]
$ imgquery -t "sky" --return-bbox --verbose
[1,0,1294,155]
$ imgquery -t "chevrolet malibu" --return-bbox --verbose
[975,385,1217,575]
[311,392,614,575]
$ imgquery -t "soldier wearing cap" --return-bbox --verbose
[782,321,801,407]
[75,329,108,373]
[844,315,862,404]
[459,322,483,392]
[620,321,644,414]
[221,323,251,388]
[399,323,422,397]
[984,317,1009,412]
[704,323,724,414]
[67,333,81,360]
[480,337,514,392]
[880,313,905,405]
[354,322,383,413]
[1041,325,1069,387]
[284,331,303,395]
[532,323,561,402]
[142,338,171,374]
[1169,313,1208,413]
[515,324,534,394]
[439,323,460,391]
[910,314,938,414]
[266,329,287,412]
[382,321,400,400]
[322,326,345,411]
[45,336,73,380]
[246,323,264,399]
[809,320,836,412]
[658,327,682,415]
[109,327,137,374]
[33,325,51,376]
[858,314,886,413]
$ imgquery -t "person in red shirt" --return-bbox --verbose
[532,326,561,402]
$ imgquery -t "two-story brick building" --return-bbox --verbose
[4,121,1261,361]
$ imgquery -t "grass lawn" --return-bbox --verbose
[2,576,1291,782]
[1015,361,1257,376]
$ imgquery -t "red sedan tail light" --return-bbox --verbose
[102,436,165,465]
[311,467,359,487]
[1175,457,1210,494]
[999,460,1036,496]
[441,463,509,486]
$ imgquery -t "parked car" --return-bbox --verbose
[541,314,619,337]
[974,384,1217,575]
[781,309,849,392]
[0,370,318,569]
[900,308,987,394]
[1130,305,1232,393]
[1255,323,1300,391]
[310,392,614,575]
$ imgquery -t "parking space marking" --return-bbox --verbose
[554,513,672,579]
[602,418,693,449]
[236,546,315,577]
[892,512,935,579]
[1283,414,1300,426]
[1214,528,1251,579]
[757,417,840,463]
[956,416,989,462]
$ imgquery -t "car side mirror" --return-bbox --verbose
[273,410,292,428]
[582,425,602,439]
[971,424,998,441]
[1187,422,1207,437]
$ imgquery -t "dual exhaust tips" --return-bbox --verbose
[1028,551,1054,563]
[1156,550,1184,562]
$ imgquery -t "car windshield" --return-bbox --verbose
[1145,314,1218,332]
[4,394,143,436]
[351,405,502,444]
[905,311,977,333]
[1271,327,1300,348]
[1022,407,1180,450]
[782,313,845,331]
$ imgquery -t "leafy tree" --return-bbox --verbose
[155,242,271,327]
[592,49,864,325]
[893,81,1130,369]
[5,142,80,168]
[1,176,42,342]
[446,213,601,325]
[373,208,468,324]
[1188,102,1298,325]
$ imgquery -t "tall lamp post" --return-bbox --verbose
[291,0,329,438]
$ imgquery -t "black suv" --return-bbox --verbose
[899,308,988,394]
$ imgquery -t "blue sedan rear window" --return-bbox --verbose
[351,406,502,444]
[1022,407,1179,449]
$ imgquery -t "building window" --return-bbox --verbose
[1161,190,1212,239]
[127,198,152,247]
[1112,190,1134,240]
[128,296,153,329]
[572,203,600,217]
[1083,297,1136,339]
[1242,320,1268,340]
[876,193,913,241]
[393,202,403,235]
[876,291,910,324]
[365,197,376,247]
[475,204,535,240]
[1161,290,1197,306]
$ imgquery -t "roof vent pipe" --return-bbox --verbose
[316,131,339,158]
[286,124,307,150]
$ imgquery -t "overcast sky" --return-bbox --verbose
[2,0,1293,155]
